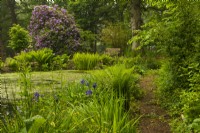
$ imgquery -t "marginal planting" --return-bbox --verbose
[1,64,141,132]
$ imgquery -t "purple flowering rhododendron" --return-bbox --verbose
[29,5,80,55]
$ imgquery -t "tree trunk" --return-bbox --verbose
[0,40,4,60]
[7,0,17,24]
[0,27,4,60]
[130,0,142,50]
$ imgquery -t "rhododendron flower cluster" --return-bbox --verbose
[29,5,80,54]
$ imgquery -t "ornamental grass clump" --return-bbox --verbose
[71,92,138,133]
[90,64,142,110]
[73,53,101,70]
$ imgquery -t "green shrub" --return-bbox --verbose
[4,57,19,71]
[8,24,31,53]
[90,64,142,110]
[115,56,145,74]
[4,48,70,72]
[73,52,101,70]
[14,51,33,62]
[52,54,69,70]
[3,52,31,72]
[181,92,200,123]
[31,48,54,71]
[177,63,200,131]
[0,58,3,70]
[14,51,33,70]
[182,62,200,122]
[156,61,181,110]
[108,65,141,100]
[157,60,200,132]
[100,54,115,66]
[188,118,200,132]
[145,57,161,70]
[31,49,69,71]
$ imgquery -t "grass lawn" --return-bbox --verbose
[0,70,87,100]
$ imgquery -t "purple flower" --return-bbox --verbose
[34,92,40,98]
[61,8,66,13]
[28,5,80,54]
[34,92,40,101]
[81,79,90,86]
[81,79,85,84]
[92,83,97,89]
[86,90,92,95]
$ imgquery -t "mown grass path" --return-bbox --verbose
[138,71,171,133]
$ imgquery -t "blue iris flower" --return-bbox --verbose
[81,79,85,84]
[34,92,39,98]
[86,90,92,95]
[93,83,97,89]
[80,79,90,87]
[34,92,40,101]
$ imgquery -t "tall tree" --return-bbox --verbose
[0,0,3,59]
[0,0,13,59]
[0,26,3,59]
[7,0,17,24]
[68,0,130,52]
[130,0,142,50]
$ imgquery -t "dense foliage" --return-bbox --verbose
[134,0,200,132]
[29,5,80,55]
[73,53,101,70]
[1,0,131,57]
[8,24,31,53]
[3,48,69,71]
[1,64,140,132]
[100,22,132,53]
[1,0,200,132]
[73,52,117,70]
